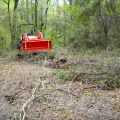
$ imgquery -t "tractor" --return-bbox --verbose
[17,24,52,53]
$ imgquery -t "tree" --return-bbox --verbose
[0,0,120,53]
[35,0,38,27]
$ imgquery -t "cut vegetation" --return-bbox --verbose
[0,50,120,120]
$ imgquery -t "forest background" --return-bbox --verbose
[0,0,120,55]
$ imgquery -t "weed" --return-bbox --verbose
[95,65,103,71]
[47,51,55,60]
[95,92,101,97]
[69,64,73,69]
[59,72,67,79]
[65,102,68,105]
[85,91,91,98]
[88,76,94,81]
[59,71,77,81]
[65,111,68,116]
[37,99,45,103]
[76,97,79,101]
[35,54,44,60]
[112,95,117,98]
[48,87,52,90]
[38,83,43,88]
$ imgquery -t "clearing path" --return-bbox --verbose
[0,56,120,120]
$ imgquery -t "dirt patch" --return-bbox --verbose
[0,56,120,120]
[0,58,55,119]
[48,58,73,69]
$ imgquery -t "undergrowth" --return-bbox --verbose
[8,50,56,60]
[58,64,120,90]
[1,48,120,90]
[54,49,120,90]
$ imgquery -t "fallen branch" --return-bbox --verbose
[20,77,44,120]
[20,56,48,120]
[56,88,80,99]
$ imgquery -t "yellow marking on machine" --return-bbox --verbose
[48,40,50,48]
[25,42,27,49]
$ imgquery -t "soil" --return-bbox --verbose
[0,56,120,120]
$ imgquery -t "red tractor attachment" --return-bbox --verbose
[17,24,52,52]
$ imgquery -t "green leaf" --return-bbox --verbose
[76,97,79,101]
[48,88,52,90]
[65,111,68,116]
[69,64,73,69]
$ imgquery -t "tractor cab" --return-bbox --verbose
[17,24,52,52]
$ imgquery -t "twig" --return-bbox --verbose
[20,56,48,120]
[20,77,44,120]
[56,89,80,99]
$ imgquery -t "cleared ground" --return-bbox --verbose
[0,53,120,120]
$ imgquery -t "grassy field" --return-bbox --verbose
[0,50,120,120]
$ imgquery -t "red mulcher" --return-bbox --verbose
[17,24,52,52]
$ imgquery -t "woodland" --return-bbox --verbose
[0,0,120,53]
[0,0,120,120]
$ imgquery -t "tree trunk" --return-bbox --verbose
[11,12,17,49]
[11,0,19,49]
[31,0,34,22]
[44,0,50,29]
[98,1,108,48]
[35,0,38,27]
[68,0,72,20]
[26,0,29,23]
[40,0,43,32]
[63,0,66,46]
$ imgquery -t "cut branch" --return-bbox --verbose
[3,0,8,4]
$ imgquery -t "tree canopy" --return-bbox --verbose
[0,0,120,54]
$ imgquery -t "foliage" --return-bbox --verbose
[0,0,120,55]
